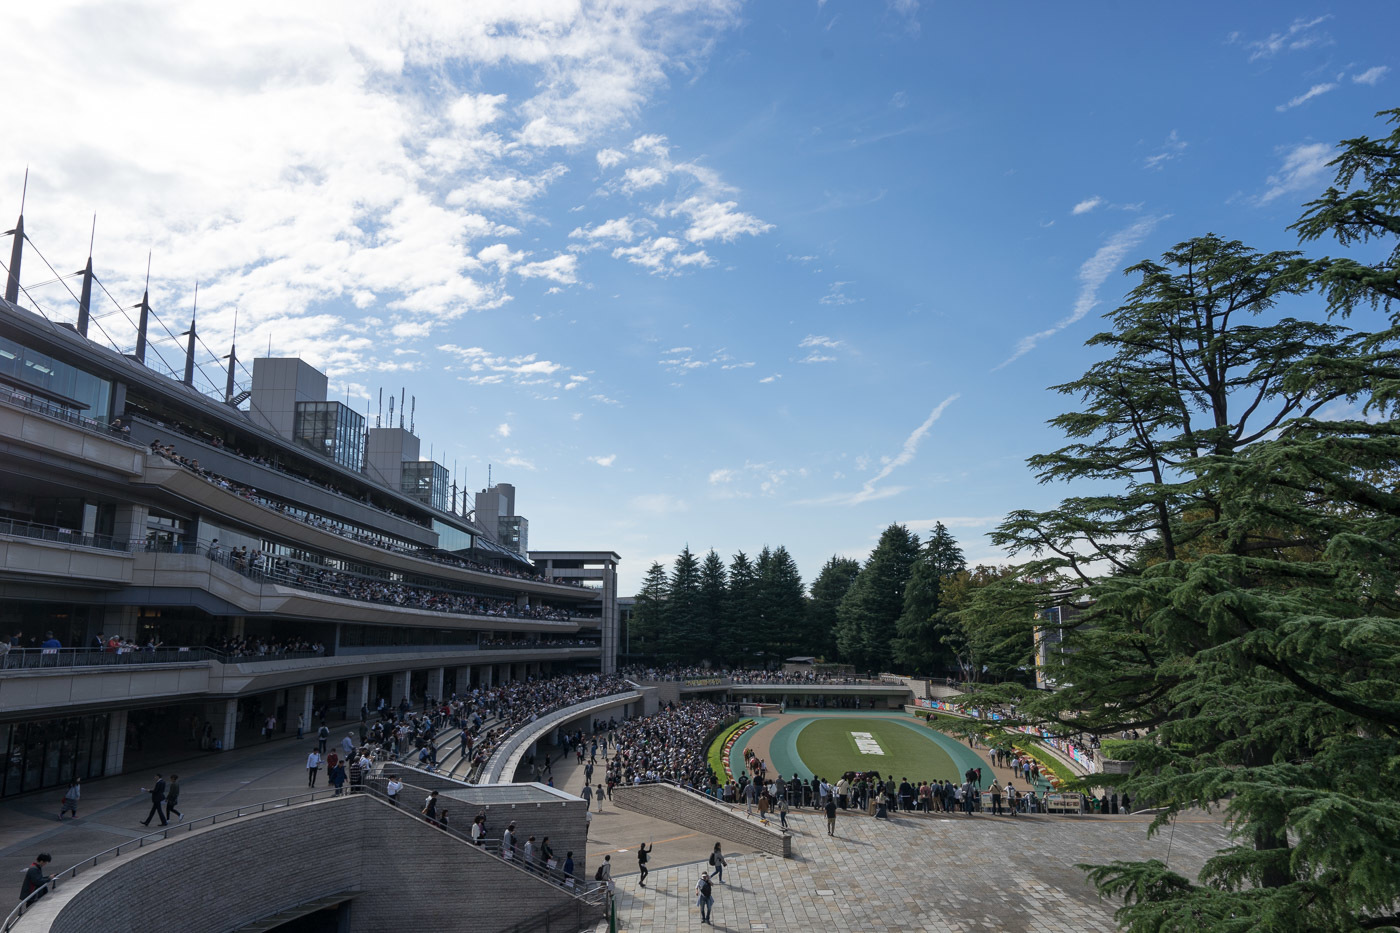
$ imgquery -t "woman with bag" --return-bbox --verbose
[708,842,726,883]
[58,778,81,820]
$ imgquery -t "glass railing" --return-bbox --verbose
[0,381,136,442]
[0,645,325,670]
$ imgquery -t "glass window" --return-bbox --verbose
[401,461,448,511]
[0,334,113,418]
[293,401,365,470]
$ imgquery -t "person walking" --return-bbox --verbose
[636,841,654,887]
[306,749,321,787]
[708,843,726,883]
[317,723,329,754]
[696,871,714,925]
[296,713,305,741]
[58,778,81,820]
[140,774,168,827]
[777,794,789,829]
[824,795,838,836]
[595,783,605,812]
[990,782,1003,816]
[164,774,183,822]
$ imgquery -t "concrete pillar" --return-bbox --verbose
[454,666,473,695]
[481,664,494,688]
[346,675,369,719]
[392,670,411,707]
[101,606,139,640]
[426,667,444,703]
[289,685,314,736]
[209,699,238,751]
[104,710,128,777]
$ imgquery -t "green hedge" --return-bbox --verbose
[707,718,754,781]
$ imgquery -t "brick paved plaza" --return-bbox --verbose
[595,805,1230,933]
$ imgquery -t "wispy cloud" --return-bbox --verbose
[1238,15,1331,62]
[800,335,842,349]
[994,215,1162,369]
[442,344,568,384]
[1071,196,1103,215]
[759,374,781,383]
[496,423,511,438]
[797,395,959,506]
[1144,130,1188,170]
[1353,65,1390,86]
[588,454,617,467]
[1258,142,1333,204]
[1276,82,1336,112]
[818,281,859,305]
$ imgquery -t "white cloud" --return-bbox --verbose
[709,468,736,484]
[1353,66,1390,86]
[798,395,959,506]
[799,335,842,349]
[759,374,781,383]
[611,237,712,274]
[1276,82,1337,112]
[819,281,858,306]
[518,254,579,284]
[623,165,668,192]
[570,216,639,243]
[1143,130,1187,170]
[995,215,1162,369]
[672,196,774,243]
[1241,15,1331,62]
[1258,142,1334,204]
[496,423,511,438]
[588,454,617,467]
[442,344,567,384]
[0,1,743,376]
[501,451,536,472]
[596,148,627,169]
[1071,196,1104,215]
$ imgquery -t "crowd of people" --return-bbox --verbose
[194,532,576,623]
[601,702,732,790]
[479,637,596,649]
[620,664,878,685]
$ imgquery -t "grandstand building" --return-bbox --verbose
[0,272,619,800]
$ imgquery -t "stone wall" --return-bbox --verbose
[24,794,600,933]
[611,783,791,857]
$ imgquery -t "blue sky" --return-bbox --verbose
[3,2,1396,593]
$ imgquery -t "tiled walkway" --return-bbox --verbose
[595,806,1230,933]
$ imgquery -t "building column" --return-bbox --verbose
[426,667,444,703]
[454,666,473,695]
[480,664,493,689]
[208,699,238,751]
[346,675,369,719]
[391,670,411,707]
[289,685,314,736]
[104,710,128,777]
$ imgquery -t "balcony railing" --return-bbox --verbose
[142,541,579,626]
[0,517,129,552]
[0,381,138,444]
[0,645,324,671]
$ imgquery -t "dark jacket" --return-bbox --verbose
[20,863,50,901]
[150,779,167,803]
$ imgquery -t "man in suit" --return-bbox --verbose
[140,774,168,827]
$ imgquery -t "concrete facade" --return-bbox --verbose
[611,783,792,857]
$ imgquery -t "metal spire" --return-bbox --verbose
[133,253,151,364]
[223,306,239,403]
[181,282,198,386]
[76,215,96,337]
[3,168,27,304]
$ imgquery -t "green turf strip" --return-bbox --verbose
[793,716,959,784]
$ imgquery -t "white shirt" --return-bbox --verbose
[306,752,320,769]
[387,779,402,798]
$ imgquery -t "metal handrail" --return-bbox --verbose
[0,382,139,444]
[359,777,606,906]
[0,517,129,552]
[2,788,341,932]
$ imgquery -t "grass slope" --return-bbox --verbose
[794,717,958,783]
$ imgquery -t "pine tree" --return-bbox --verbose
[806,555,861,660]
[834,524,920,671]
[965,111,1400,932]
[892,521,966,673]
[629,561,670,662]
[758,545,806,662]
[664,546,702,664]
[723,550,759,667]
[697,550,728,662]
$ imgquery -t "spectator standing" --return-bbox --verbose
[825,796,838,836]
[636,841,653,887]
[696,871,714,925]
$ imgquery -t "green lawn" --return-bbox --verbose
[793,717,959,783]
